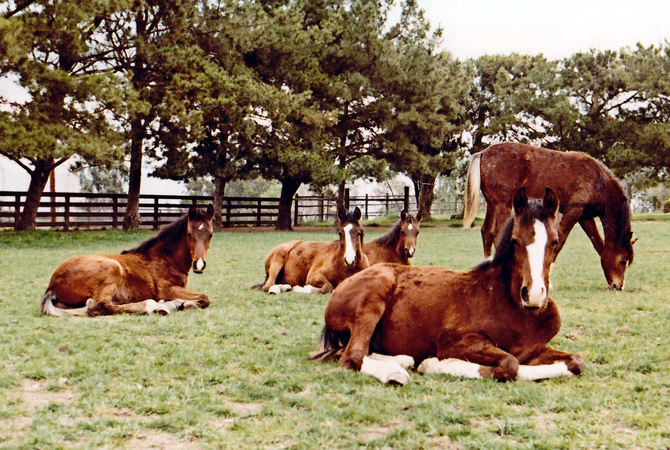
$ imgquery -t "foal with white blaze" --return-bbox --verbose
[256,205,369,295]
[314,188,584,384]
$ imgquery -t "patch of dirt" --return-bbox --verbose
[19,379,77,412]
[0,379,78,444]
[428,435,462,449]
[125,431,203,449]
[228,401,264,416]
[360,420,404,442]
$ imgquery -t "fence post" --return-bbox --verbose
[293,194,299,227]
[403,186,410,212]
[344,189,350,209]
[14,194,20,228]
[153,197,159,230]
[226,198,231,226]
[365,194,369,219]
[319,197,324,222]
[257,199,262,226]
[385,193,389,215]
[112,195,118,229]
[63,194,70,231]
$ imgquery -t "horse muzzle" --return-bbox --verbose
[520,285,546,309]
[192,258,207,274]
[609,279,624,290]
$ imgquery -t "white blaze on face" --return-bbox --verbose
[343,223,356,265]
[526,220,548,307]
[198,224,204,231]
[194,258,205,271]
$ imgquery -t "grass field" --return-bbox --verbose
[0,219,668,448]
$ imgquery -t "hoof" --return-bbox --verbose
[387,368,410,386]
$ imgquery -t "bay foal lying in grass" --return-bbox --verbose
[41,205,214,317]
[363,210,421,265]
[258,205,368,294]
[313,188,584,385]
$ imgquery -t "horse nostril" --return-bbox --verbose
[520,286,529,303]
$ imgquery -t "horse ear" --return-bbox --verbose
[205,204,214,221]
[337,205,347,221]
[400,209,407,221]
[626,231,637,245]
[353,206,362,221]
[543,188,559,217]
[188,205,197,220]
[416,212,423,223]
[513,187,528,214]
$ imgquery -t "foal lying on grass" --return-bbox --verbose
[312,188,583,384]
[41,205,214,317]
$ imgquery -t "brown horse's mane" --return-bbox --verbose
[121,208,211,255]
[476,199,550,275]
[373,215,418,248]
[595,160,633,245]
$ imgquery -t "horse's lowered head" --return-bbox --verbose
[336,205,365,268]
[600,231,636,291]
[506,187,560,309]
[398,209,421,258]
[187,204,214,274]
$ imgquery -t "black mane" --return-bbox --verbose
[121,214,189,254]
[374,215,418,248]
[475,198,550,272]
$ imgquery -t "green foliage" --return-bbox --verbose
[0,222,668,447]
[663,199,670,213]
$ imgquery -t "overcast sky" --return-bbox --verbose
[417,0,669,59]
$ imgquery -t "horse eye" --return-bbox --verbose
[187,232,193,238]
[551,239,559,247]
[620,260,627,267]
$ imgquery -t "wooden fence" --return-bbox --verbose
[0,188,467,230]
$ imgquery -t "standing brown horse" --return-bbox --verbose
[313,188,584,385]
[257,206,368,294]
[363,210,421,265]
[41,205,214,317]
[463,142,635,290]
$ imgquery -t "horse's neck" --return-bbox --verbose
[601,182,629,242]
[150,239,192,277]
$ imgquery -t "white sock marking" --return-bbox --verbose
[292,285,319,294]
[526,220,548,307]
[417,357,482,378]
[361,356,410,385]
[369,353,415,369]
[516,362,571,380]
[343,224,356,265]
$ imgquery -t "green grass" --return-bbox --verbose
[0,221,668,448]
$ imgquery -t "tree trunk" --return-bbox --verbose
[414,173,436,221]
[276,176,301,231]
[123,121,143,230]
[212,175,225,232]
[16,159,53,231]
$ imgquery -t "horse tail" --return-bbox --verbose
[309,326,349,362]
[40,290,65,317]
[462,152,482,228]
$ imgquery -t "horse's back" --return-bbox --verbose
[481,142,604,206]
[282,240,337,285]
[47,254,135,306]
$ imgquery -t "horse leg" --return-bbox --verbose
[292,273,334,294]
[162,285,210,309]
[263,259,288,293]
[480,206,496,258]
[578,217,604,254]
[554,207,583,256]
[518,347,584,380]
[428,331,520,381]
